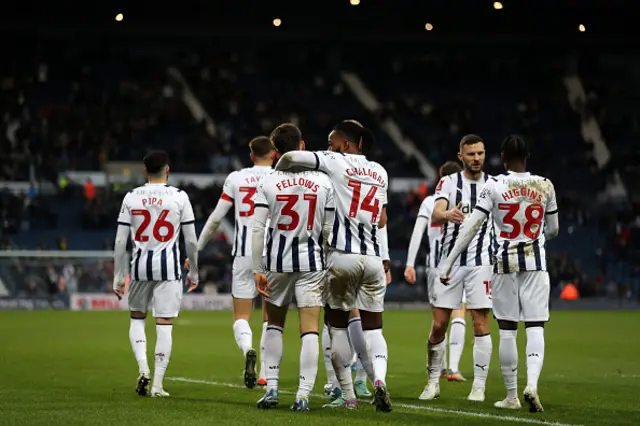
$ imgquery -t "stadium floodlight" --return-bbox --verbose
[115,13,124,22]
[273,18,282,27]
[493,2,503,9]
[425,23,433,31]
[579,24,586,32]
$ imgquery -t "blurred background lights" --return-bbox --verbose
[273,18,282,27]
[350,0,360,5]
[115,13,123,22]
[493,2,503,10]
[579,24,586,32]
[425,23,433,31]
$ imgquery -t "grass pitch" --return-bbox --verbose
[1,310,639,425]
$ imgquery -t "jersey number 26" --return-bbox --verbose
[132,209,175,242]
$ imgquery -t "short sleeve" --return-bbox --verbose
[181,193,196,224]
[545,181,558,215]
[314,151,338,175]
[417,197,432,219]
[117,193,131,226]
[434,175,455,207]
[221,172,236,202]
[254,183,268,209]
[475,179,495,216]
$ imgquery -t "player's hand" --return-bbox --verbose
[446,202,465,224]
[183,258,190,271]
[383,260,390,273]
[113,287,124,300]
[255,272,271,298]
[439,268,451,285]
[113,280,125,300]
[404,266,416,284]
[185,275,198,293]
[386,270,392,285]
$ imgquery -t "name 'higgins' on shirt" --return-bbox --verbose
[276,177,321,192]
[346,167,386,187]
[501,186,543,203]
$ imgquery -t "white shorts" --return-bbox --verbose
[427,269,467,305]
[232,256,258,299]
[492,271,550,322]
[128,280,182,318]
[265,270,325,308]
[431,265,492,310]
[324,250,386,313]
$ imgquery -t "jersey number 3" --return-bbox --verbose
[239,187,257,217]
[497,203,544,239]
[132,209,175,242]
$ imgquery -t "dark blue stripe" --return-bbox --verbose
[533,239,543,270]
[292,236,300,272]
[313,152,320,170]
[372,226,380,257]
[344,217,352,253]
[318,234,325,270]
[358,223,367,255]
[475,219,488,266]
[434,240,440,267]
[241,225,247,257]
[266,228,274,271]
[117,221,130,227]
[146,250,154,281]
[330,214,339,248]
[308,237,317,272]
[501,240,510,273]
[161,248,168,281]
[517,242,527,271]
[233,220,239,256]
[447,173,464,257]
[276,235,286,273]
[172,243,179,280]
[133,249,141,281]
[460,183,477,266]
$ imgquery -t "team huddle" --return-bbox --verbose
[112,123,559,414]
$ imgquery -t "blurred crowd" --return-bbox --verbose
[1,37,639,300]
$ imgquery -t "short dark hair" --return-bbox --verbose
[270,123,302,155]
[143,150,169,175]
[249,136,275,158]
[500,134,529,162]
[333,120,375,155]
[439,161,462,178]
[459,134,484,152]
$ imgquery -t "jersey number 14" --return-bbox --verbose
[348,180,380,223]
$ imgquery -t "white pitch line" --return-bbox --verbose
[167,377,583,426]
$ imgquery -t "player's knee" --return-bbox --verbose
[325,306,349,328]
[359,310,382,330]
[525,321,545,328]
[497,319,517,330]
[156,317,173,325]
[130,311,146,319]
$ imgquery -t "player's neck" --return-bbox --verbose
[253,159,272,167]
[147,177,167,185]
[507,163,526,173]
[462,169,483,181]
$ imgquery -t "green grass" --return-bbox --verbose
[1,310,639,425]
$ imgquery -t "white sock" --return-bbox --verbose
[427,338,446,385]
[259,321,267,381]
[296,332,319,400]
[355,360,368,382]
[233,319,253,356]
[525,327,545,390]
[499,329,518,399]
[330,327,356,400]
[472,333,492,389]
[322,324,339,388]
[449,319,466,372]
[364,328,388,384]
[153,324,173,390]
[129,318,149,375]
[264,325,283,391]
[348,317,375,383]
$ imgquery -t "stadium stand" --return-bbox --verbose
[0,35,638,301]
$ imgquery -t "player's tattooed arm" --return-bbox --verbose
[432,199,464,225]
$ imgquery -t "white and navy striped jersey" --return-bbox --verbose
[117,184,195,281]
[313,151,388,257]
[221,166,272,257]
[255,170,334,273]
[417,195,444,268]
[434,171,495,267]
[475,172,558,273]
